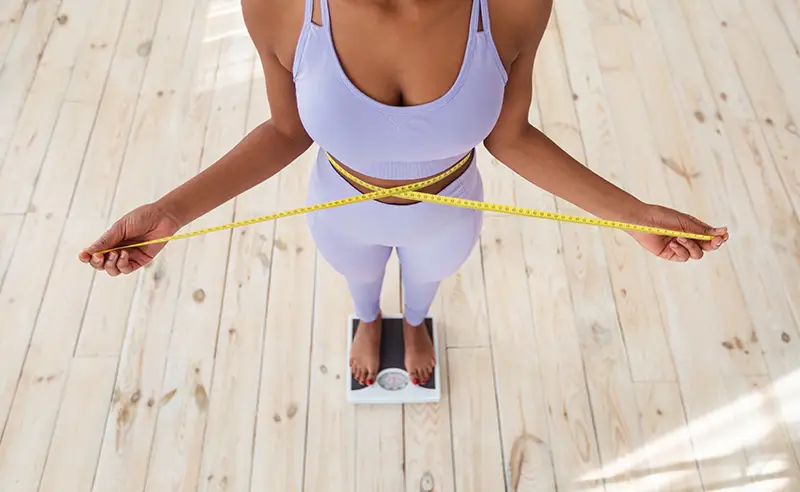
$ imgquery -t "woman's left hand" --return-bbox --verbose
[626,204,729,262]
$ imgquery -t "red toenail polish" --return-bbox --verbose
[412,379,418,385]
[367,379,374,385]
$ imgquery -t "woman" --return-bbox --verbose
[79,0,728,388]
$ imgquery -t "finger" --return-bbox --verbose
[104,252,121,277]
[78,250,91,263]
[117,250,134,275]
[85,222,126,255]
[669,241,690,262]
[677,237,704,260]
[126,249,153,273]
[90,253,106,271]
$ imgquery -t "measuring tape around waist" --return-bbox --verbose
[96,150,713,254]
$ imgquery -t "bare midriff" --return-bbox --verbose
[330,155,472,205]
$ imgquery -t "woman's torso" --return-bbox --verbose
[253,0,518,203]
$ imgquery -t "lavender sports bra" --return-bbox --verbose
[292,0,508,180]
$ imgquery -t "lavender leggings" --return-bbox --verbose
[306,149,484,326]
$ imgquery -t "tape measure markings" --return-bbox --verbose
[95,151,713,254]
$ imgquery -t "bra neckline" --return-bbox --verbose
[314,0,481,114]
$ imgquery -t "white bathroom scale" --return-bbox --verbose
[346,314,441,404]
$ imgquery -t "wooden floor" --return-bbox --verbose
[1,0,799,490]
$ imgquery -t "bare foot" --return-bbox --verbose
[350,313,382,386]
[403,318,436,385]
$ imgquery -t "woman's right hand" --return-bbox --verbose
[78,203,181,276]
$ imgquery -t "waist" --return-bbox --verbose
[326,151,475,205]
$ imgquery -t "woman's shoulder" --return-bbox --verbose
[241,0,307,70]
[488,0,554,65]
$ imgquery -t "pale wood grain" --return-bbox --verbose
[480,216,557,492]
[634,383,704,491]
[67,0,163,220]
[0,217,102,491]
[677,0,800,465]
[556,0,678,384]
[615,0,756,487]
[517,39,604,491]
[403,290,456,492]
[774,0,800,55]
[584,0,620,25]
[28,0,132,215]
[0,213,64,435]
[90,0,209,487]
[72,0,185,357]
[478,143,556,491]
[448,347,506,492]
[0,0,95,214]
[245,150,317,491]
[144,18,251,492]
[708,0,800,222]
[547,5,650,489]
[723,376,800,490]
[0,0,28,65]
[439,246,490,348]
[0,215,23,287]
[38,356,118,492]
[302,253,357,492]
[0,0,62,168]
[196,41,281,492]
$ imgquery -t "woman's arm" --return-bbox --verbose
[484,0,641,222]
[157,0,312,227]
[484,0,727,261]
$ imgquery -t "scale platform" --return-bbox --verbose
[346,314,440,404]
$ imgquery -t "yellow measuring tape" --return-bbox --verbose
[97,150,713,254]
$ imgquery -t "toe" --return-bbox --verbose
[366,367,377,386]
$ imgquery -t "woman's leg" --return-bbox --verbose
[396,206,483,385]
[308,211,392,385]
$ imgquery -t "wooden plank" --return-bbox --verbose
[143,21,251,492]
[584,0,620,25]
[356,254,404,492]
[774,0,800,54]
[67,0,163,220]
[0,212,65,435]
[479,216,557,491]
[614,0,756,488]
[90,0,209,488]
[516,60,604,491]
[302,246,356,492]
[478,141,556,491]
[28,0,132,215]
[677,0,800,464]
[37,356,118,492]
[738,0,800,223]
[634,383,704,491]
[439,244,490,348]
[448,347,506,491]
[0,0,95,214]
[0,0,28,65]
[648,0,776,373]
[544,5,650,489]
[0,215,23,286]
[212,20,312,490]
[403,289,456,492]
[0,0,62,167]
[723,376,800,490]
[71,0,181,357]
[740,0,800,134]
[0,217,102,491]
[555,0,678,384]
[246,152,316,491]
[707,1,800,221]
